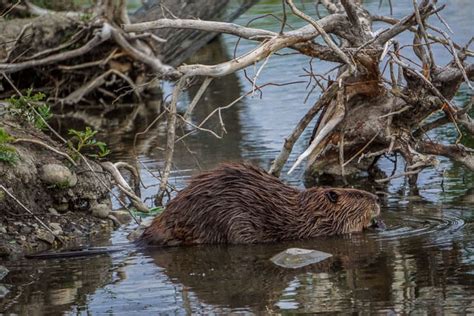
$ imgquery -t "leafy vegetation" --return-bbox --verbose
[0,128,18,165]
[7,89,52,130]
[67,126,110,160]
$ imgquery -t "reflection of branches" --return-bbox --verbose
[175,81,306,143]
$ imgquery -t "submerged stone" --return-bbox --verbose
[270,248,332,269]
[0,284,9,298]
[0,265,8,281]
[36,229,55,244]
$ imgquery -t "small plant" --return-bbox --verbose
[7,89,52,130]
[0,128,18,165]
[67,127,110,160]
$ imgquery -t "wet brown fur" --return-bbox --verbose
[138,163,380,246]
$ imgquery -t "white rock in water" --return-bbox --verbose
[40,164,77,188]
[270,248,332,269]
[0,265,8,281]
[0,285,9,298]
[127,218,153,242]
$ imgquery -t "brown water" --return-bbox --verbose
[1,0,474,314]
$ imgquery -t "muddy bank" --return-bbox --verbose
[0,118,133,258]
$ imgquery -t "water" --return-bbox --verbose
[1,0,473,314]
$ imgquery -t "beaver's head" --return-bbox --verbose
[298,187,381,237]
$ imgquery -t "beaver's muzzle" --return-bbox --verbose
[369,204,386,230]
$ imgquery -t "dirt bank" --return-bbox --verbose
[0,118,130,258]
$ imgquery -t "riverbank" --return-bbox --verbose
[0,118,134,258]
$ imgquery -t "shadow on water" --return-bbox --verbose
[1,0,474,314]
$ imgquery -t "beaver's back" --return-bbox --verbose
[139,163,300,246]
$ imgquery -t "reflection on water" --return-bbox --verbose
[1,0,473,314]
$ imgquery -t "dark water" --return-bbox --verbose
[1,0,474,314]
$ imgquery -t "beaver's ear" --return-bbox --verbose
[326,190,338,203]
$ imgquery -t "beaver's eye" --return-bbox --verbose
[326,191,338,203]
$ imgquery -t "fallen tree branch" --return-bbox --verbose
[417,141,474,171]
[61,68,140,105]
[0,24,111,73]
[123,18,276,40]
[269,83,338,176]
[101,161,149,213]
[288,72,349,174]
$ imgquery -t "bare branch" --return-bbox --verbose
[288,72,349,174]
[269,83,338,176]
[0,25,109,73]
[157,77,186,205]
[417,142,474,171]
[285,0,356,73]
[123,18,276,40]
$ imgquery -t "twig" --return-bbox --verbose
[157,77,186,205]
[183,77,213,120]
[285,0,356,73]
[13,138,76,166]
[339,133,347,184]
[0,25,111,73]
[343,131,380,167]
[375,169,422,183]
[109,23,178,78]
[412,0,434,70]
[378,105,411,118]
[0,185,65,244]
[23,29,86,61]
[101,162,149,213]
[133,111,167,155]
[389,52,462,138]
[0,0,21,17]
[62,69,140,105]
[252,54,272,95]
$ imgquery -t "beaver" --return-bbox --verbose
[138,163,381,246]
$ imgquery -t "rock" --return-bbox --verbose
[55,203,69,213]
[127,218,152,242]
[48,208,59,216]
[0,244,11,257]
[20,225,33,235]
[49,223,63,235]
[40,164,78,188]
[112,210,133,225]
[91,203,111,219]
[36,229,55,244]
[270,248,332,269]
[0,265,8,281]
[0,284,9,298]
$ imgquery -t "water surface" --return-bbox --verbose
[1,0,473,314]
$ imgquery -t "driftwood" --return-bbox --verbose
[123,0,473,189]
[0,0,472,202]
[0,0,256,103]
